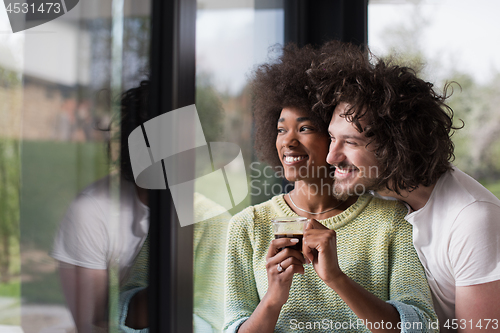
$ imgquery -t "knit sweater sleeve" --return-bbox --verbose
[118,236,149,333]
[224,206,260,333]
[386,206,439,332]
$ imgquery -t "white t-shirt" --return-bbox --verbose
[51,176,149,284]
[405,167,500,328]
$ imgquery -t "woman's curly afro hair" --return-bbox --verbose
[251,41,352,167]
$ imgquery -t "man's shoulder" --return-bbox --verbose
[444,168,500,205]
[408,169,500,227]
[415,168,500,237]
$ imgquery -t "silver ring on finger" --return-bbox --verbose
[277,263,284,273]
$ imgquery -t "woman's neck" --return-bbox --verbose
[284,180,358,220]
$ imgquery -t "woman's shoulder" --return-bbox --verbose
[364,195,408,218]
[357,195,411,233]
[229,195,286,227]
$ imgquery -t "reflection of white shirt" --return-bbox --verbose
[405,167,500,329]
[51,176,149,284]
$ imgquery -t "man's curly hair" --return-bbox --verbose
[105,80,150,182]
[252,42,352,167]
[308,44,462,194]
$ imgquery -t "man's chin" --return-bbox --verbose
[332,190,351,201]
[332,182,369,201]
[332,185,354,201]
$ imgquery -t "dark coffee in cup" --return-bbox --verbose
[275,233,303,251]
[272,217,308,252]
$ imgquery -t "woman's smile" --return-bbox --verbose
[283,154,309,165]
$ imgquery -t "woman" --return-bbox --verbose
[224,42,438,333]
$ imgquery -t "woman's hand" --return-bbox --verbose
[303,219,345,286]
[264,238,306,308]
[237,238,306,333]
[302,220,401,332]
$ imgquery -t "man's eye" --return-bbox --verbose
[346,141,356,145]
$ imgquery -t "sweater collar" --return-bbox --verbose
[272,194,372,230]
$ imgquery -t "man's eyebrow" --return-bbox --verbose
[329,131,366,141]
[341,133,366,141]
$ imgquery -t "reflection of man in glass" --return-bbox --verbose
[116,81,231,332]
[309,44,500,332]
[51,82,151,333]
[52,79,230,333]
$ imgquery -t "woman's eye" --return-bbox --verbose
[277,128,285,134]
[300,126,312,132]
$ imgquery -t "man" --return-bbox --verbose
[308,43,500,332]
[52,81,151,333]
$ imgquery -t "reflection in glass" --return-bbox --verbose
[192,1,284,332]
[0,1,151,332]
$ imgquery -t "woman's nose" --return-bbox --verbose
[282,131,298,147]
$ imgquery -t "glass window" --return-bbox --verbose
[192,0,284,331]
[1,0,286,331]
[2,1,373,331]
[368,0,500,198]
[0,1,151,332]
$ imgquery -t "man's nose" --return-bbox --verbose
[326,141,345,165]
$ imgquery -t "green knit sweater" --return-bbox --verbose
[224,194,438,333]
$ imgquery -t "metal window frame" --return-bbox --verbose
[285,0,367,46]
[148,0,196,332]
